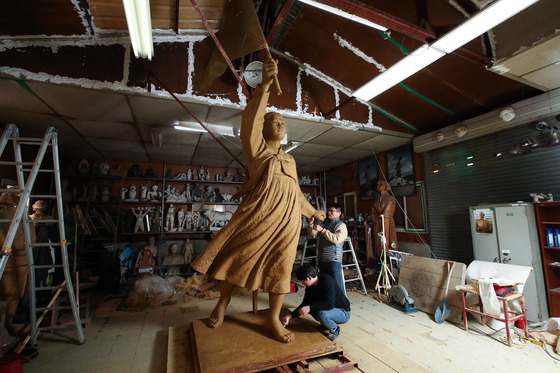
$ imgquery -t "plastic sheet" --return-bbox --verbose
[133,276,174,305]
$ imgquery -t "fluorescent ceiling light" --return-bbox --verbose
[431,0,539,53]
[283,141,300,153]
[122,0,154,60]
[353,45,444,100]
[174,125,205,133]
[352,0,539,101]
[174,121,236,137]
[298,0,388,31]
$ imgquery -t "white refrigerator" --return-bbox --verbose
[469,203,549,322]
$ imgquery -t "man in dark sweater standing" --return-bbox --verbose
[307,203,348,293]
[282,263,351,341]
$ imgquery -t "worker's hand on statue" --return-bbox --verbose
[282,314,292,327]
[261,58,278,89]
[313,209,326,222]
[298,306,311,316]
[308,217,315,225]
[314,225,323,233]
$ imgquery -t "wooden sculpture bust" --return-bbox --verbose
[191,56,325,343]
[373,180,398,251]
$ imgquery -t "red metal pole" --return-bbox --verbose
[149,72,245,169]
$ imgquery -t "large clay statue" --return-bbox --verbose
[191,57,325,343]
[373,180,398,253]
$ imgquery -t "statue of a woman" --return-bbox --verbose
[191,57,325,343]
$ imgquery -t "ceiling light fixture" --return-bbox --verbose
[352,0,539,101]
[499,106,516,122]
[298,0,388,31]
[353,45,444,100]
[174,121,236,137]
[283,141,300,153]
[455,125,468,138]
[243,61,263,88]
[122,0,154,60]
[430,0,539,54]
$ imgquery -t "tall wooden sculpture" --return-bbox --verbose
[373,181,398,297]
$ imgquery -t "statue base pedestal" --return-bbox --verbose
[167,308,355,372]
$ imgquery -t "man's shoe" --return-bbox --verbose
[326,326,340,341]
[316,325,328,335]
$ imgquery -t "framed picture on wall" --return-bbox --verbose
[326,176,343,198]
[358,157,379,200]
[404,181,428,233]
[387,146,415,197]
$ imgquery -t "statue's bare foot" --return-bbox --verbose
[266,319,295,343]
[208,298,229,328]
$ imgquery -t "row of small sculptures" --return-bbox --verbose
[75,182,238,204]
[123,183,237,203]
[129,206,233,233]
[74,159,245,183]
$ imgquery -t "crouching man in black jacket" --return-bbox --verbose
[282,263,351,341]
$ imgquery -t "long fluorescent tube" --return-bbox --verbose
[122,0,154,60]
[175,121,235,137]
[299,0,388,31]
[283,142,300,153]
[352,0,539,101]
[174,125,205,133]
[353,45,444,100]
[432,0,539,53]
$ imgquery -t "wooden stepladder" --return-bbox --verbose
[0,124,84,346]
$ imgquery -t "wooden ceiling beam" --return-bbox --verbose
[307,0,491,66]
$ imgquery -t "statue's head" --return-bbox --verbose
[377,180,391,193]
[263,112,286,142]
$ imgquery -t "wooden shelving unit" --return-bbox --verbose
[534,201,560,317]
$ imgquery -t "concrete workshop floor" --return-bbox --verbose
[22,288,560,373]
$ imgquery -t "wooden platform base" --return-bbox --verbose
[167,309,357,373]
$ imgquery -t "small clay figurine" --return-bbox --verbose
[98,162,110,175]
[140,184,148,201]
[127,164,142,177]
[177,208,186,231]
[213,188,224,203]
[162,244,184,275]
[191,184,203,202]
[101,187,111,202]
[223,168,233,182]
[150,207,162,232]
[132,207,151,233]
[121,187,128,201]
[128,185,137,201]
[144,235,159,263]
[77,159,89,176]
[165,204,176,232]
[183,239,193,265]
[147,184,160,201]
[29,200,52,221]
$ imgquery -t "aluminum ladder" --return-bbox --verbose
[342,237,368,295]
[300,238,317,266]
[0,124,84,346]
[301,235,367,295]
